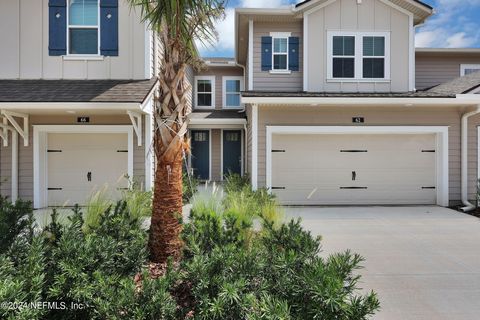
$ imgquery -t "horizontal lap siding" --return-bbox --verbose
[253,21,303,91]
[416,55,480,90]
[195,66,243,109]
[0,115,145,202]
[257,106,466,202]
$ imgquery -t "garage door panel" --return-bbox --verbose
[47,133,128,206]
[271,133,436,205]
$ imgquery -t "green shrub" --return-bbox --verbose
[0,195,34,254]
[0,188,379,319]
[180,214,379,319]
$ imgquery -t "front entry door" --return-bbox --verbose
[191,130,210,180]
[223,130,242,177]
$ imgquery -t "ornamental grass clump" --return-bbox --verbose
[0,185,379,319]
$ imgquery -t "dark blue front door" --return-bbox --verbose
[223,130,242,177]
[191,130,210,180]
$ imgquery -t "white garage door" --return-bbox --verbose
[47,133,129,206]
[271,134,436,205]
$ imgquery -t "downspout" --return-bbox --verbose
[461,105,480,212]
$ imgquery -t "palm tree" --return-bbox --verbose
[128,0,225,263]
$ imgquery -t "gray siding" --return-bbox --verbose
[194,66,244,109]
[256,105,480,204]
[252,21,303,91]
[0,0,149,80]
[416,54,480,90]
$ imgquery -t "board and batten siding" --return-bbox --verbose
[194,66,244,109]
[0,0,149,80]
[306,0,410,92]
[255,105,480,204]
[0,115,145,202]
[416,54,480,90]
[252,21,303,91]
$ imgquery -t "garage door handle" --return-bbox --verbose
[87,172,92,182]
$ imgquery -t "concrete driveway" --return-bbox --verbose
[284,206,480,320]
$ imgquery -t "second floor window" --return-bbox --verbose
[223,77,244,108]
[273,37,288,70]
[363,37,385,78]
[68,0,99,55]
[195,76,215,108]
[461,64,480,76]
[332,36,355,78]
[328,32,390,81]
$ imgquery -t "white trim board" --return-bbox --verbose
[265,125,449,207]
[477,127,480,197]
[248,19,254,91]
[33,125,134,209]
[251,104,258,190]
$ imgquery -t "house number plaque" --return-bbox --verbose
[352,117,365,123]
[77,117,90,123]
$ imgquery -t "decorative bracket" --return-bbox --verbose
[1,110,29,147]
[127,111,142,147]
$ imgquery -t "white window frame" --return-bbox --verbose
[194,76,216,109]
[66,0,101,57]
[327,31,391,82]
[222,76,244,109]
[270,32,291,74]
[461,64,480,76]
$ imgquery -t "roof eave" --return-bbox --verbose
[241,96,480,106]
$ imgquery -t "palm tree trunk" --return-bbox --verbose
[148,54,190,263]
[149,154,184,262]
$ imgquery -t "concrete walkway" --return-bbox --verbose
[285,206,480,320]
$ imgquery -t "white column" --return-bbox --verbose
[11,131,18,202]
[144,113,154,191]
[251,104,258,190]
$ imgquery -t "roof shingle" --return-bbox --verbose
[0,79,158,103]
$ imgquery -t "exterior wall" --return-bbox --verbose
[211,129,222,181]
[306,0,410,92]
[194,66,244,109]
[255,105,478,203]
[0,115,145,202]
[253,21,303,91]
[416,54,480,90]
[0,0,149,80]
